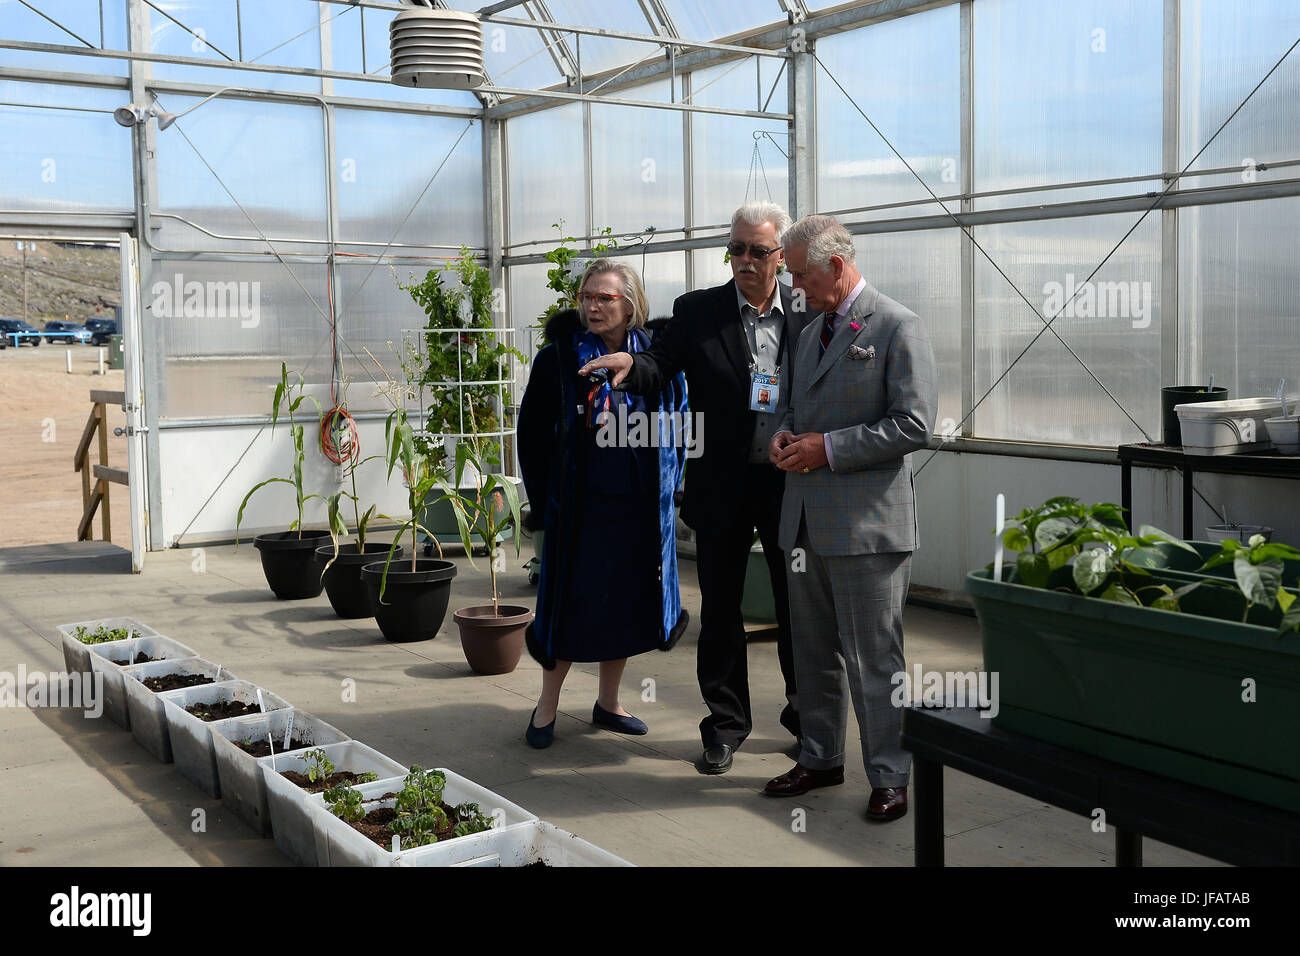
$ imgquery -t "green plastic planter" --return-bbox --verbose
[967,568,1300,812]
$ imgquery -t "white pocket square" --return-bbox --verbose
[847,344,875,361]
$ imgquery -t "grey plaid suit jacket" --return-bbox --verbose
[776,282,938,557]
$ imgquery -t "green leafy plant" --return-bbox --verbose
[236,362,324,544]
[429,432,523,615]
[396,246,524,475]
[1199,534,1300,629]
[301,749,335,784]
[387,767,494,848]
[73,624,131,645]
[539,221,618,337]
[323,783,366,824]
[321,402,386,574]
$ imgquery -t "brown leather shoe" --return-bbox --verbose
[866,786,908,822]
[762,763,844,797]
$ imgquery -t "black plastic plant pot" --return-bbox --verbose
[1160,385,1229,446]
[253,530,331,600]
[316,542,404,618]
[361,558,458,642]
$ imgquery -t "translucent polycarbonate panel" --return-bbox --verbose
[482,21,565,92]
[816,6,960,225]
[1179,198,1300,404]
[153,95,327,253]
[0,81,133,211]
[974,0,1162,210]
[660,0,785,42]
[328,3,485,107]
[973,214,1162,446]
[1180,0,1300,189]
[148,0,322,93]
[854,230,962,436]
[691,246,735,291]
[508,262,553,378]
[591,80,684,237]
[688,49,787,114]
[689,61,789,234]
[150,258,332,420]
[636,250,687,323]
[505,102,586,249]
[0,0,129,75]
[541,0,663,77]
[334,109,483,250]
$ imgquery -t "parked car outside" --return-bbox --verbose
[44,319,91,344]
[83,317,119,346]
[0,318,43,346]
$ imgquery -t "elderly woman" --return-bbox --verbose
[517,258,690,748]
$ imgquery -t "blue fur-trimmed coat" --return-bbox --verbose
[517,309,690,665]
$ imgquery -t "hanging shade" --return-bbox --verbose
[389,8,485,90]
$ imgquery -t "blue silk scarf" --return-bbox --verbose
[574,326,646,429]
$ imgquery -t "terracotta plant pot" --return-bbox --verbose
[453,604,533,675]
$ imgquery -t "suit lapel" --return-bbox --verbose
[715,280,753,385]
[809,282,878,388]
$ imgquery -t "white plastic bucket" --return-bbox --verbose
[160,681,290,796]
[1175,397,1285,456]
[211,709,349,837]
[89,635,199,729]
[421,820,634,867]
[57,617,159,678]
[122,657,229,762]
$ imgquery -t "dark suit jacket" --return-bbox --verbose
[621,279,811,532]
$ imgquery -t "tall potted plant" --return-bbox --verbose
[436,433,531,675]
[359,405,457,642]
[238,363,330,600]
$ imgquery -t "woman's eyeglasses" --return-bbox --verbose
[579,292,625,307]
[727,242,782,260]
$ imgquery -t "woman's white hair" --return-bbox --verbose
[731,201,793,243]
[783,215,856,272]
[578,258,648,331]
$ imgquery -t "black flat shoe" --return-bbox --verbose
[525,707,555,749]
[592,702,647,735]
[699,743,734,774]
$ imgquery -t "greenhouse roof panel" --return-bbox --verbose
[658,0,787,42]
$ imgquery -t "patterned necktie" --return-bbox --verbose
[818,312,837,359]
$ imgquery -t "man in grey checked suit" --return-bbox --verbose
[763,214,937,822]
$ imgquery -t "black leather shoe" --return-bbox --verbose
[763,762,844,796]
[866,786,908,822]
[699,743,734,775]
[592,702,648,735]
[525,708,555,749]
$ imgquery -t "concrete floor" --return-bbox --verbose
[0,538,1217,867]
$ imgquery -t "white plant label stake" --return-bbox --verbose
[392,834,400,853]
[994,493,1006,582]
[268,732,277,770]
[283,711,295,750]
[256,687,266,717]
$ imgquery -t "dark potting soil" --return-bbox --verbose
[143,673,213,692]
[235,735,314,758]
[114,652,157,666]
[186,700,260,722]
[350,805,458,850]
[282,769,380,794]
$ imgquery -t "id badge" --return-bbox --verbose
[750,371,779,413]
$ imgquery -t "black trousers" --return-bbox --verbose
[695,463,798,750]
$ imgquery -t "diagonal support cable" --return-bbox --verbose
[142,0,235,61]
[248,2,356,64]
[15,0,96,47]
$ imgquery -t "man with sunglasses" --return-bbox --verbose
[579,201,810,775]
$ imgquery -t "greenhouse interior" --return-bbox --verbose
[0,0,1297,883]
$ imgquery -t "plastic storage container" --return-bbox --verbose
[1175,397,1285,455]
[407,820,634,867]
[160,681,289,796]
[57,617,159,678]
[122,657,230,762]
[211,709,349,837]
[1265,416,1300,454]
[307,770,537,867]
[262,741,407,865]
[88,635,199,729]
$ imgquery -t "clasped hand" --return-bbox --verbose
[769,430,828,472]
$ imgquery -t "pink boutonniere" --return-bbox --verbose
[848,321,861,332]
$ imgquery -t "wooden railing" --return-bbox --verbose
[75,389,128,542]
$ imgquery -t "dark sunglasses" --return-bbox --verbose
[727,241,783,260]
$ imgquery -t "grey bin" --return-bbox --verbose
[211,709,349,837]
[160,681,291,797]
[57,617,159,679]
[89,635,199,729]
[122,657,229,762]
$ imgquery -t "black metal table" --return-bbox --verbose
[1117,443,1300,539]
[902,706,1300,867]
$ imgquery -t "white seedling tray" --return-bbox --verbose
[58,617,160,678]
[88,636,199,729]
[122,657,230,762]
[307,770,537,867]
[410,820,634,868]
[211,709,349,837]
[1175,397,1285,455]
[262,741,407,866]
[160,681,290,797]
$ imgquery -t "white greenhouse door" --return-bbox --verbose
[119,234,148,573]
